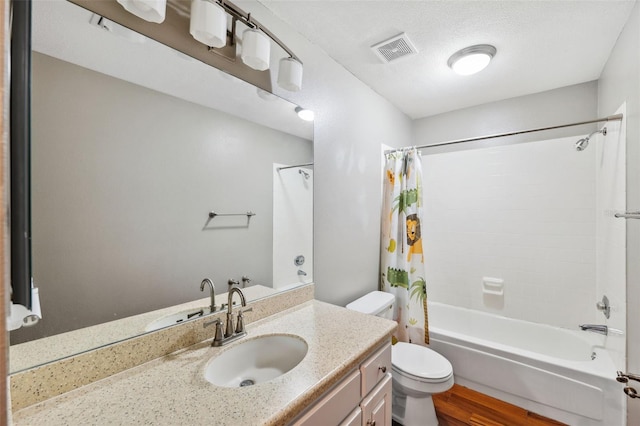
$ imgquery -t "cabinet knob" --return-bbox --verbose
[367,420,376,426]
[378,365,387,373]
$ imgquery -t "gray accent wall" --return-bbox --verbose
[413,81,599,151]
[13,52,312,343]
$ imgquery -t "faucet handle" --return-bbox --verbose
[235,307,253,334]
[204,318,224,345]
[241,276,251,288]
[235,312,246,334]
[236,307,253,333]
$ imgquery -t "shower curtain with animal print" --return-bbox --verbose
[380,147,429,345]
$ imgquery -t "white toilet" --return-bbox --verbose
[347,291,454,426]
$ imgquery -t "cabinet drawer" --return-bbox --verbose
[293,369,361,426]
[360,343,392,397]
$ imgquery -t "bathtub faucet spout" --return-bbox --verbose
[579,324,608,335]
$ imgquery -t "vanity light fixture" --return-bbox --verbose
[116,0,166,24]
[190,0,227,48]
[241,28,271,71]
[295,107,314,122]
[194,0,303,91]
[278,57,303,92]
[118,0,304,91]
[447,44,496,76]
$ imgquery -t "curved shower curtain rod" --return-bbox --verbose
[385,113,623,154]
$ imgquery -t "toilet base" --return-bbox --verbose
[392,391,438,426]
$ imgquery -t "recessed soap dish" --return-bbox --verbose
[482,277,504,296]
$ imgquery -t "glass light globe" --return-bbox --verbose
[451,53,492,76]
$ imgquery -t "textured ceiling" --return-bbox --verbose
[258,0,637,119]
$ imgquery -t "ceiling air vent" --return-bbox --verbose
[371,33,418,63]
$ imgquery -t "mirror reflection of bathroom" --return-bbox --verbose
[8,0,313,371]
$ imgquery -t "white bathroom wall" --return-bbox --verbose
[597,1,640,419]
[272,165,314,289]
[422,136,597,329]
[595,104,627,369]
[247,1,414,306]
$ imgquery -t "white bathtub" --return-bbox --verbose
[427,302,625,425]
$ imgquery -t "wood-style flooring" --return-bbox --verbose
[431,384,567,426]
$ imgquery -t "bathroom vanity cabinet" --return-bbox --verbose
[12,299,397,426]
[292,342,392,426]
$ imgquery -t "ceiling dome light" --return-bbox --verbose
[116,0,166,23]
[295,107,314,122]
[447,44,496,76]
[190,0,227,48]
[241,28,271,71]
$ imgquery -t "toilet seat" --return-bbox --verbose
[391,342,453,383]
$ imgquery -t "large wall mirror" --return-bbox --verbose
[10,0,313,373]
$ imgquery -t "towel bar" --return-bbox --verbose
[208,211,256,219]
[614,211,640,219]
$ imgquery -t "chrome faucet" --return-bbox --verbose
[226,286,247,337]
[579,324,608,335]
[205,285,252,347]
[200,278,216,313]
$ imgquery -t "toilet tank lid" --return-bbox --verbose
[346,291,395,315]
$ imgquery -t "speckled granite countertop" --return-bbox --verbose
[12,300,396,425]
[10,285,277,373]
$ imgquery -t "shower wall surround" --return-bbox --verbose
[422,135,597,329]
[409,81,630,333]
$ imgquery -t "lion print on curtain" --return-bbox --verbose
[380,147,429,345]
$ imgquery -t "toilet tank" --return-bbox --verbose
[346,291,395,319]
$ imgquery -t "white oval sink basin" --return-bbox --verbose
[204,334,308,387]
[144,307,211,332]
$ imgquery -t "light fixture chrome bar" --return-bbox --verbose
[216,0,302,63]
[614,211,640,219]
[385,114,623,154]
[277,163,314,171]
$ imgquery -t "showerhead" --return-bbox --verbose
[299,169,310,179]
[575,127,607,152]
[575,137,590,151]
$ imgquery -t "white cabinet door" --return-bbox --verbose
[340,407,362,426]
[360,373,392,426]
[292,369,361,426]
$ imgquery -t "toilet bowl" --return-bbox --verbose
[346,291,454,426]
